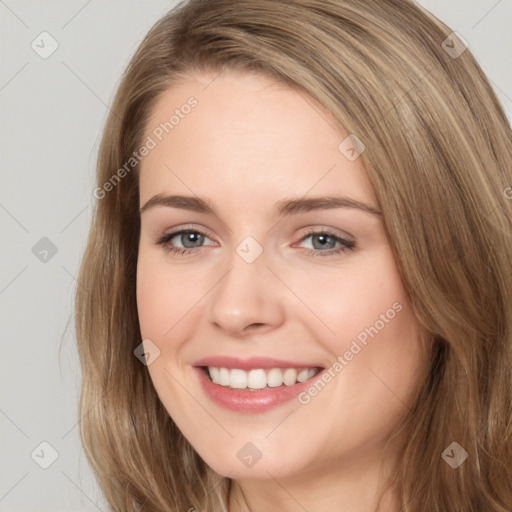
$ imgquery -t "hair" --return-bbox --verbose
[74,0,512,510]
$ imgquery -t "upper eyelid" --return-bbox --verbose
[164,225,216,241]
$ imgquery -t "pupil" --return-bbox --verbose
[184,232,203,248]
[313,234,334,250]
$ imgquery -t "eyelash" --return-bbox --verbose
[155,226,355,258]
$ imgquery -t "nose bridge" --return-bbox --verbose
[206,233,285,334]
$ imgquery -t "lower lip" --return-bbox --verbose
[194,367,322,414]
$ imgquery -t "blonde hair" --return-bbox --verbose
[75,0,512,510]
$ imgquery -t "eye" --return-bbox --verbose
[155,227,215,256]
[297,229,355,257]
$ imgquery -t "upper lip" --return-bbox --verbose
[193,356,324,370]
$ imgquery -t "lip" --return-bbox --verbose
[193,357,325,414]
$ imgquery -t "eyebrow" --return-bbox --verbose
[140,194,382,217]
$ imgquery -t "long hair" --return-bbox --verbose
[74,0,512,510]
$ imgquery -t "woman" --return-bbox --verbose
[75,0,512,510]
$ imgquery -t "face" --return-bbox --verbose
[136,70,426,482]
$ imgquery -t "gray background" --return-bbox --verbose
[1,1,511,511]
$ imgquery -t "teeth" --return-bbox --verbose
[206,366,320,390]
[297,368,310,383]
[209,367,220,384]
[247,369,267,390]
[267,368,283,387]
[283,368,297,386]
[230,369,247,389]
[219,367,230,386]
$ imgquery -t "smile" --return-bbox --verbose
[193,356,325,413]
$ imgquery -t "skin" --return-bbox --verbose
[136,70,428,512]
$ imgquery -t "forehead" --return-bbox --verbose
[138,70,377,213]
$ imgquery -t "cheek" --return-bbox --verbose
[136,249,196,340]
[304,248,424,402]
[136,270,171,340]
[137,251,177,349]
[135,254,197,411]
[302,249,410,348]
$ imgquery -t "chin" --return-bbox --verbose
[193,439,307,481]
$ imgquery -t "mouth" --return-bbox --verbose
[192,357,326,413]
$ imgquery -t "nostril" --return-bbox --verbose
[244,323,266,334]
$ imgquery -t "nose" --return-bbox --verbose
[207,245,286,337]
